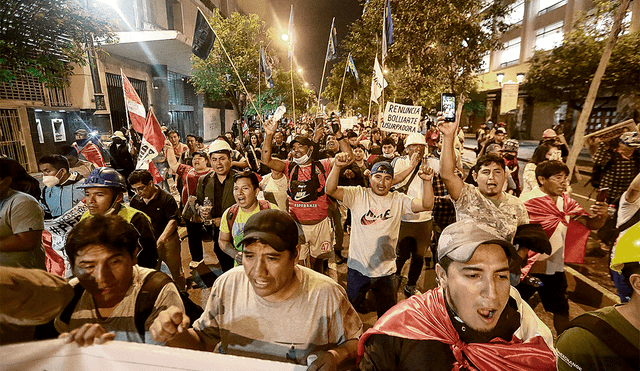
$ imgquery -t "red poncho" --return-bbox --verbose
[357,287,556,371]
[522,193,590,277]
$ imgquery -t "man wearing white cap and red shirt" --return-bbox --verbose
[391,132,433,297]
[358,218,556,371]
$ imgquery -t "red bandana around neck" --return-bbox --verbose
[357,287,556,371]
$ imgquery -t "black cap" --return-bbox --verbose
[240,209,299,253]
[290,135,315,148]
[513,224,552,255]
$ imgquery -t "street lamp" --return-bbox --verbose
[304,82,309,87]
[297,68,303,73]
[281,33,289,41]
[496,72,505,84]
[516,73,525,83]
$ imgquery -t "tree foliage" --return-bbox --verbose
[323,0,509,115]
[190,10,311,120]
[522,0,640,107]
[0,0,114,87]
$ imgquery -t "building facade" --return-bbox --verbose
[476,0,640,140]
[0,0,240,172]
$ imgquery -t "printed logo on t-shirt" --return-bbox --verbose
[360,208,392,225]
[294,190,310,201]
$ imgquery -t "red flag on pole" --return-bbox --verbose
[122,71,146,133]
[136,109,166,183]
[80,142,105,167]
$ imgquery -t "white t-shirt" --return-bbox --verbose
[342,186,414,277]
[392,156,432,222]
[612,191,640,261]
[0,190,45,269]
[192,266,362,364]
[520,187,567,275]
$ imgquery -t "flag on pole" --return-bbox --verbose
[370,57,387,102]
[326,18,338,61]
[242,121,249,136]
[382,0,394,64]
[136,109,165,183]
[259,47,274,88]
[347,53,360,83]
[80,142,105,167]
[121,71,146,133]
[287,5,294,59]
[192,9,216,60]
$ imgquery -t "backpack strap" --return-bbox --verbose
[59,283,86,325]
[134,271,173,337]
[226,204,241,229]
[567,313,639,369]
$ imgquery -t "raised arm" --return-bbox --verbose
[261,119,286,172]
[411,164,435,213]
[392,152,421,186]
[326,152,351,201]
[164,140,180,173]
[624,171,640,203]
[438,115,463,201]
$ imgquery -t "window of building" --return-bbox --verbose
[535,21,564,50]
[538,0,567,15]
[505,0,525,26]
[500,37,521,67]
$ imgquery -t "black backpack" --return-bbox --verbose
[59,271,203,337]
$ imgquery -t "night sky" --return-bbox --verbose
[238,0,363,93]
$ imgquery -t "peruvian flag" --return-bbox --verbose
[242,120,249,136]
[136,109,165,183]
[122,71,146,133]
[80,142,105,167]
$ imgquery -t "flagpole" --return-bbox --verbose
[200,10,264,126]
[258,57,262,130]
[379,5,385,125]
[316,17,335,116]
[337,53,349,111]
[120,69,131,133]
[290,56,296,124]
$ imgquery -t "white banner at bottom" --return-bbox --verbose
[1,339,307,371]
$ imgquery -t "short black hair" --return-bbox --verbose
[535,160,569,185]
[354,144,367,151]
[128,169,154,186]
[168,130,180,137]
[346,131,358,139]
[38,155,70,171]
[474,153,505,172]
[381,137,396,147]
[196,136,204,144]
[621,262,640,289]
[438,255,454,272]
[65,215,140,267]
[371,128,381,135]
[234,169,260,189]
[192,150,211,166]
[186,134,197,141]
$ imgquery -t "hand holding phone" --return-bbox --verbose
[441,93,456,122]
[596,188,609,203]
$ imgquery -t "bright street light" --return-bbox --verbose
[304,82,309,87]
[297,68,303,73]
[281,33,289,41]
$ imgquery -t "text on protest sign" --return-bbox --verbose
[381,102,422,135]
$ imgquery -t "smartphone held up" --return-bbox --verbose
[441,93,456,122]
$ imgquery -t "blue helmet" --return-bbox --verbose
[79,167,127,191]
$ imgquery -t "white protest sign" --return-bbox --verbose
[381,102,422,135]
[340,116,358,130]
[136,137,160,169]
[1,339,307,371]
[43,201,88,275]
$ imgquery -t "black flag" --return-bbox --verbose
[192,9,215,60]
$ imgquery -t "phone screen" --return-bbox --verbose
[442,94,456,122]
[596,188,609,202]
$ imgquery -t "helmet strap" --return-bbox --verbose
[104,191,123,216]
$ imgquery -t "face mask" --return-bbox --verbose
[293,148,312,165]
[383,152,394,159]
[42,169,62,187]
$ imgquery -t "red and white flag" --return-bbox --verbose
[136,109,165,183]
[80,141,105,167]
[122,71,146,133]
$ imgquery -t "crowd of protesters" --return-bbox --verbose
[0,111,638,371]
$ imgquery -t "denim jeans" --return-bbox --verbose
[347,268,398,317]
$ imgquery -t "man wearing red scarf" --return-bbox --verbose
[358,219,556,371]
[519,160,608,333]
